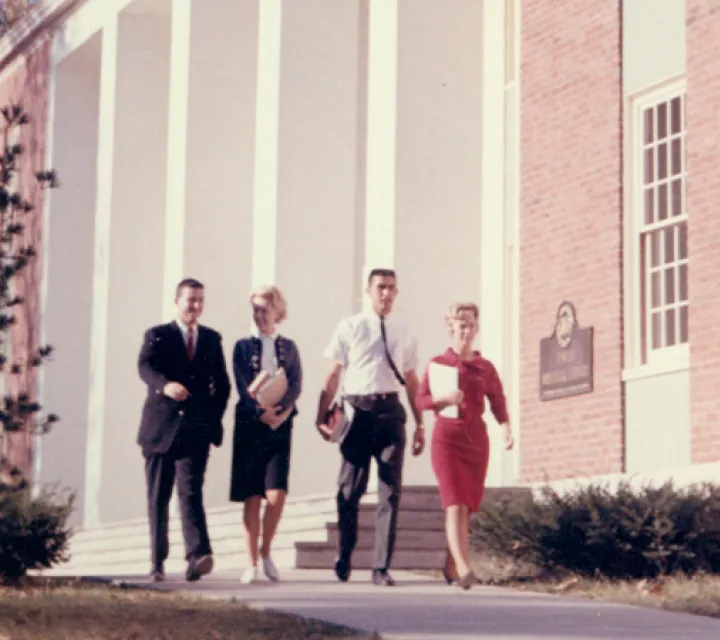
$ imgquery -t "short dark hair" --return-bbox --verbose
[176,278,204,298]
[368,268,396,285]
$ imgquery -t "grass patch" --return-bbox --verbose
[467,552,720,619]
[0,578,379,640]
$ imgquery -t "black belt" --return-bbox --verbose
[346,392,399,403]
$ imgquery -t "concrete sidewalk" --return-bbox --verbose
[102,569,720,640]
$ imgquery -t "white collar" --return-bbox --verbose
[176,319,197,335]
[250,323,278,340]
[364,310,392,324]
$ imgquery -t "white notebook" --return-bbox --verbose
[428,362,459,418]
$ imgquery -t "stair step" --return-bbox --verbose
[44,486,524,577]
[70,487,443,543]
[295,546,445,570]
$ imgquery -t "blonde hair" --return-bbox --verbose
[445,302,479,332]
[249,285,288,323]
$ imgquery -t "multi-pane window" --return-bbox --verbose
[639,92,688,361]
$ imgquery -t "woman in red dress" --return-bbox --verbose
[416,302,514,589]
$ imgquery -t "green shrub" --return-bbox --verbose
[471,481,720,580]
[0,486,74,584]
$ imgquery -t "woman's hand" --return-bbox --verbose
[260,405,286,429]
[502,423,514,451]
[437,389,464,409]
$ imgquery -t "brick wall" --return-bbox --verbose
[0,40,51,481]
[686,1,720,463]
[518,1,624,482]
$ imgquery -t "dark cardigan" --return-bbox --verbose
[232,336,302,422]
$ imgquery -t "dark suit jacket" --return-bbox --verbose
[232,336,302,423]
[137,321,231,454]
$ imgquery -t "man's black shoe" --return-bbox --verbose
[186,553,214,582]
[150,565,165,582]
[334,557,351,582]
[372,569,395,586]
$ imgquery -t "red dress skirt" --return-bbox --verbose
[431,417,490,512]
[417,349,509,512]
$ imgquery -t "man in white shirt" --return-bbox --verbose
[316,268,425,586]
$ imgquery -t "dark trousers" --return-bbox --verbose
[336,395,406,571]
[144,436,212,569]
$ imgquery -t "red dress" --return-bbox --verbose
[416,349,509,512]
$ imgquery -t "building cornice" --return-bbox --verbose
[0,0,83,72]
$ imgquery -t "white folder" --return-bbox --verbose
[428,362,459,418]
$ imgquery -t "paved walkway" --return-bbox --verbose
[106,570,720,640]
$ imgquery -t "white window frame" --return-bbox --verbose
[623,77,689,382]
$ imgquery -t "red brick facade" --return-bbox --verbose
[518,1,625,482]
[686,1,720,463]
[0,40,51,479]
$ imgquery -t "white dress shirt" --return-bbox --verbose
[251,324,278,375]
[323,311,418,395]
[176,319,197,358]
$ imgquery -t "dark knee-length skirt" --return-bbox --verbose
[230,416,293,502]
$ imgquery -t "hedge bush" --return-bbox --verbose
[472,481,720,580]
[0,486,74,584]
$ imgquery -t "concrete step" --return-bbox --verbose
[65,520,447,572]
[325,524,445,549]
[68,503,445,559]
[65,521,447,573]
[295,545,446,570]
[55,544,446,577]
[46,486,524,577]
[70,486,443,543]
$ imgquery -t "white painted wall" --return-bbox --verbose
[40,0,526,526]
[177,0,259,509]
[273,0,365,497]
[622,0,689,474]
[623,0,686,95]
[394,0,485,486]
[37,34,102,526]
[625,370,691,472]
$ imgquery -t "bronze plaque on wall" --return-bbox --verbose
[539,301,594,401]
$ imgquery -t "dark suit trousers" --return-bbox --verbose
[144,433,212,569]
[336,395,406,571]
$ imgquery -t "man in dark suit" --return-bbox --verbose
[137,278,231,582]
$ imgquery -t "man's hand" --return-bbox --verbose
[316,422,333,441]
[163,382,190,401]
[411,427,425,457]
[503,423,514,451]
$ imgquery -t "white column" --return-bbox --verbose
[86,9,173,525]
[251,0,282,288]
[162,0,192,319]
[480,0,510,487]
[84,20,118,528]
[363,0,398,301]
[505,0,522,485]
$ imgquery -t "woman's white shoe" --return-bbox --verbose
[241,566,260,584]
[262,556,279,582]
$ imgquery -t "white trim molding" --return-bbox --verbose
[623,75,688,380]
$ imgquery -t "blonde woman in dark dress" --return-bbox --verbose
[229,285,302,584]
